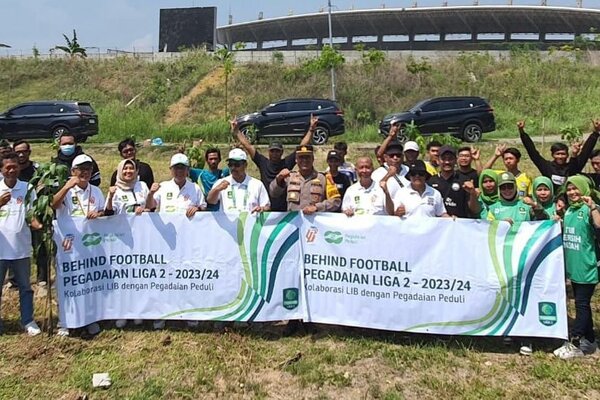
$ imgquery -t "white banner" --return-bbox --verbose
[301,214,568,339]
[54,212,304,328]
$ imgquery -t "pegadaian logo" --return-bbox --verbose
[282,288,299,310]
[324,231,343,244]
[305,226,318,243]
[538,302,557,326]
[82,232,102,247]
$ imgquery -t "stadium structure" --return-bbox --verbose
[216,5,600,51]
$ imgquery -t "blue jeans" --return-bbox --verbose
[0,258,34,330]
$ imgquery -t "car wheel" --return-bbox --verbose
[239,125,256,144]
[462,123,482,142]
[312,126,329,145]
[52,126,69,140]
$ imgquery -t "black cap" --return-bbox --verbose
[439,145,456,157]
[296,145,314,155]
[268,142,283,151]
[406,160,430,178]
[327,150,342,161]
[385,142,403,155]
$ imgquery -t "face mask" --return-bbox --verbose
[60,144,75,156]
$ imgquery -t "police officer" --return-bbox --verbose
[270,145,341,213]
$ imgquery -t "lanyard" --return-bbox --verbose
[384,165,404,188]
[229,184,249,210]
[74,185,92,216]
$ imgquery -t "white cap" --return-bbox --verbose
[404,141,420,152]
[72,154,93,168]
[227,148,247,161]
[170,153,190,167]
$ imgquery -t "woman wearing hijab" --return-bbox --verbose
[486,172,547,224]
[553,175,600,359]
[523,176,557,220]
[477,169,499,219]
[105,159,149,329]
[105,159,149,215]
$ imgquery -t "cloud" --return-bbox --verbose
[129,34,154,52]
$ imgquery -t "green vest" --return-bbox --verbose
[487,199,532,223]
[563,204,599,284]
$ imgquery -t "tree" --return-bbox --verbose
[214,46,235,118]
[55,29,87,58]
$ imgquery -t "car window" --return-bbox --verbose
[264,103,287,113]
[56,104,76,113]
[10,105,37,116]
[78,103,95,113]
[286,102,313,112]
[436,100,466,111]
[421,102,440,112]
[32,105,56,114]
[313,101,334,111]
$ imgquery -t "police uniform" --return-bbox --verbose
[269,145,341,212]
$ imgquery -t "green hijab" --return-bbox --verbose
[478,169,499,205]
[565,175,600,209]
[532,176,554,205]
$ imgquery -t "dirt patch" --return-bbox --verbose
[163,68,224,126]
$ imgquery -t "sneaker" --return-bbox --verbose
[24,321,41,336]
[115,319,127,329]
[579,338,598,355]
[186,320,199,328]
[6,280,18,290]
[153,320,165,330]
[519,343,533,356]
[56,327,70,337]
[133,319,143,326]
[554,342,584,359]
[86,322,101,335]
[37,281,47,287]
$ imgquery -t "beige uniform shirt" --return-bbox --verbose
[270,170,341,212]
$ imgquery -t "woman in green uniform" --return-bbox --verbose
[477,169,498,219]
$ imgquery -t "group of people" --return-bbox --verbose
[0,117,599,360]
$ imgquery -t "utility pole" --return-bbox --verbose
[328,0,336,101]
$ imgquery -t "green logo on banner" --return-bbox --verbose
[82,232,102,247]
[538,302,557,326]
[283,288,299,310]
[324,231,343,244]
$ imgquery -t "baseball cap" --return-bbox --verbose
[385,142,403,155]
[296,145,314,155]
[327,150,342,161]
[268,142,284,151]
[404,141,419,152]
[406,160,430,178]
[72,154,93,168]
[227,148,248,161]
[439,145,456,157]
[498,172,516,186]
[170,153,190,167]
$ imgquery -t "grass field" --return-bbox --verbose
[1,139,600,399]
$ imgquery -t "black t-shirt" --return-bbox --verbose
[457,168,479,188]
[110,160,155,189]
[428,172,470,218]
[330,172,352,200]
[18,162,38,182]
[252,151,296,212]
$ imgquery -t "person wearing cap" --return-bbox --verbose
[232,117,315,211]
[189,147,230,211]
[428,145,480,218]
[207,148,270,213]
[456,146,480,187]
[324,150,352,201]
[109,138,154,189]
[342,157,387,216]
[0,151,43,337]
[518,120,600,192]
[372,124,409,198]
[52,132,101,187]
[384,160,448,218]
[402,141,420,165]
[51,153,106,337]
[146,153,207,218]
[486,172,547,225]
[270,144,341,214]
[482,144,531,199]
[325,142,356,183]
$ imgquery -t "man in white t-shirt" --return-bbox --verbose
[386,160,448,218]
[371,141,409,199]
[0,152,43,336]
[207,149,270,213]
[52,154,107,337]
[342,157,386,216]
[146,153,207,217]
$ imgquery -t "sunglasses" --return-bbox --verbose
[228,161,245,168]
[410,171,426,177]
[387,153,402,159]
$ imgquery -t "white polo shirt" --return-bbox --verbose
[153,179,206,214]
[342,180,386,215]
[56,183,105,220]
[0,179,36,260]
[106,181,149,214]
[213,174,270,212]
[392,184,446,218]
[371,164,410,198]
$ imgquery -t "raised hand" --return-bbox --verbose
[309,114,318,131]
[517,120,525,130]
[214,180,230,192]
[150,182,161,194]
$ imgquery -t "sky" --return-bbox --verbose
[0,0,588,54]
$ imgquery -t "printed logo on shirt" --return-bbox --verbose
[282,288,299,310]
[16,196,23,205]
[166,192,173,200]
[578,210,584,219]
[227,191,234,199]
[354,195,360,205]
[122,195,128,201]
[89,197,96,205]
[518,206,526,216]
[451,183,461,192]
[538,302,557,326]
[427,197,434,206]
[0,209,7,218]
[72,196,78,204]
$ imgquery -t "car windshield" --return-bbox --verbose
[408,100,428,113]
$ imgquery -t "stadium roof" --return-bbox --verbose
[216,6,600,48]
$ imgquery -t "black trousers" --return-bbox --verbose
[571,282,597,343]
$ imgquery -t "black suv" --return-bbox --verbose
[236,98,345,145]
[379,97,495,142]
[0,101,98,142]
